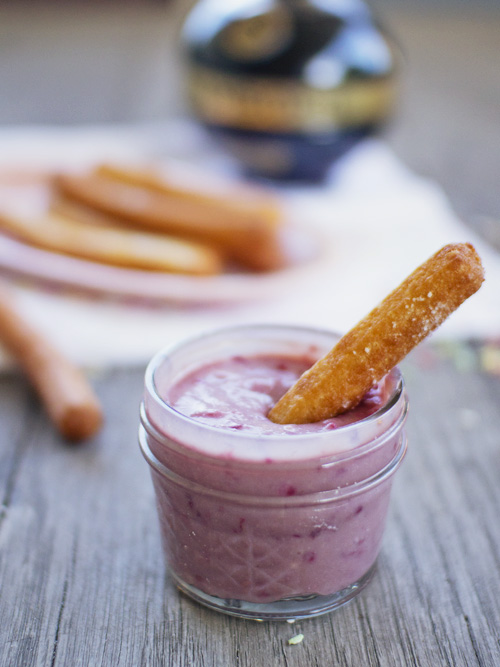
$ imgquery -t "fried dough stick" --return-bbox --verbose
[269,243,484,424]
[0,211,222,275]
[0,283,103,441]
[54,166,286,272]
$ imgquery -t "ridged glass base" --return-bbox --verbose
[172,563,376,621]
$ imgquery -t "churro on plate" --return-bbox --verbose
[0,210,223,275]
[54,164,287,272]
[0,160,319,303]
[269,243,484,424]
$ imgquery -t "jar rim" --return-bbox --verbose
[142,324,408,464]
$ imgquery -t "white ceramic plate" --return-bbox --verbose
[0,172,320,305]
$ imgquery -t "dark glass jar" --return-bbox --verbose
[182,0,396,182]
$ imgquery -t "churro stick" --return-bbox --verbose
[96,163,277,212]
[50,191,130,230]
[95,162,283,236]
[54,169,287,272]
[0,211,222,275]
[0,283,103,441]
[269,243,484,424]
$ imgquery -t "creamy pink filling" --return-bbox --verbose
[168,353,390,435]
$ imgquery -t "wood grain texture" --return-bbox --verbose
[1,349,499,667]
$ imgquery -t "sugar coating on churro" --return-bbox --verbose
[269,243,484,424]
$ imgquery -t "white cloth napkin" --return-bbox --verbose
[0,121,498,370]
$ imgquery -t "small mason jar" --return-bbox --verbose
[139,325,408,620]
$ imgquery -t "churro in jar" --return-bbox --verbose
[138,243,484,620]
[140,325,408,620]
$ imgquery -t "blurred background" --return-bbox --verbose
[0,0,499,233]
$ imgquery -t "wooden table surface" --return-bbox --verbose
[1,2,500,666]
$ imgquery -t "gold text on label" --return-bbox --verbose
[187,66,395,133]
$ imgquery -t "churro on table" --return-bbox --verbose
[0,282,103,442]
[269,243,484,424]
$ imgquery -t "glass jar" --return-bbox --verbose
[139,324,408,620]
[181,0,396,181]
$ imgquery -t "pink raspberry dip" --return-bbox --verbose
[169,354,390,436]
[139,325,408,619]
